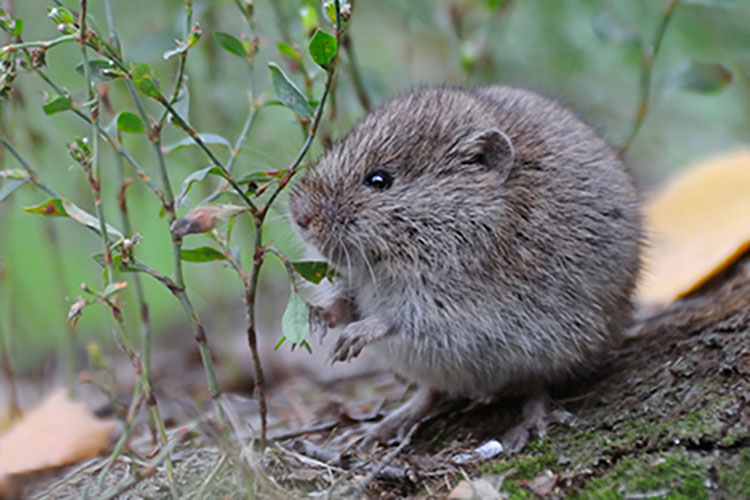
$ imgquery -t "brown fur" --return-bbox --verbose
[289,85,642,398]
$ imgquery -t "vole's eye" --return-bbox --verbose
[363,169,393,190]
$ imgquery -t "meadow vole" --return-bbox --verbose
[288,85,642,451]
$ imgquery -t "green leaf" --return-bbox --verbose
[213,31,246,58]
[163,133,232,154]
[163,24,202,61]
[130,62,161,98]
[63,201,124,241]
[281,291,309,345]
[48,6,75,25]
[11,18,23,37]
[591,8,640,46]
[0,178,27,202]
[277,42,302,62]
[268,62,314,119]
[308,29,338,69]
[292,261,334,284]
[666,61,733,93]
[42,96,72,115]
[237,169,285,185]
[175,166,224,207]
[101,281,128,299]
[0,169,27,180]
[180,246,227,262]
[75,60,118,81]
[28,200,124,242]
[92,252,124,271]
[23,198,68,216]
[324,1,337,23]
[299,1,319,34]
[116,112,145,134]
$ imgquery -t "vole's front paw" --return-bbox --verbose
[329,326,370,363]
[327,316,390,363]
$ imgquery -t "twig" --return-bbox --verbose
[0,135,60,198]
[98,422,198,500]
[1,33,76,50]
[619,0,679,156]
[268,421,338,441]
[80,0,114,285]
[199,103,258,206]
[238,0,343,452]
[105,0,168,449]
[347,422,420,496]
[118,24,227,425]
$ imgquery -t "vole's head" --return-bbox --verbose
[288,87,516,275]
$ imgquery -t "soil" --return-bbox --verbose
[18,259,750,499]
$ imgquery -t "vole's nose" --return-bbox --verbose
[295,212,312,230]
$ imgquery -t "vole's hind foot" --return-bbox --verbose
[328,316,390,363]
[354,386,443,451]
[500,394,574,454]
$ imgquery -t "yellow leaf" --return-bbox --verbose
[0,390,115,484]
[637,149,750,304]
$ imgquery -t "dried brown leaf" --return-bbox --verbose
[0,390,116,488]
[637,149,750,304]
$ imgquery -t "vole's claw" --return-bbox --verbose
[329,330,363,363]
[500,394,574,453]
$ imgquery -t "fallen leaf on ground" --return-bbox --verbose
[0,389,116,491]
[637,149,750,304]
[519,469,558,496]
[448,478,503,499]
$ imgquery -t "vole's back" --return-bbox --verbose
[292,85,642,397]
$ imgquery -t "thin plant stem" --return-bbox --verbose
[241,0,343,452]
[118,17,226,426]
[200,104,258,206]
[104,1,169,452]
[619,0,679,156]
[114,148,162,440]
[99,423,199,500]
[100,297,175,493]
[27,63,165,200]
[98,378,144,484]
[156,98,258,212]
[0,135,60,198]
[1,34,76,50]
[80,0,113,284]
[156,0,192,129]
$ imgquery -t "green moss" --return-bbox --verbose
[718,449,750,499]
[660,410,721,442]
[573,454,708,500]
[477,445,559,481]
[500,480,534,499]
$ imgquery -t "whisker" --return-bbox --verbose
[353,237,378,297]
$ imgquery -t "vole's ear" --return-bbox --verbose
[460,128,515,183]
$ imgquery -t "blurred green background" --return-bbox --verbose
[0,0,748,375]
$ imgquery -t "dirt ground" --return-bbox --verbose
[16,257,750,499]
